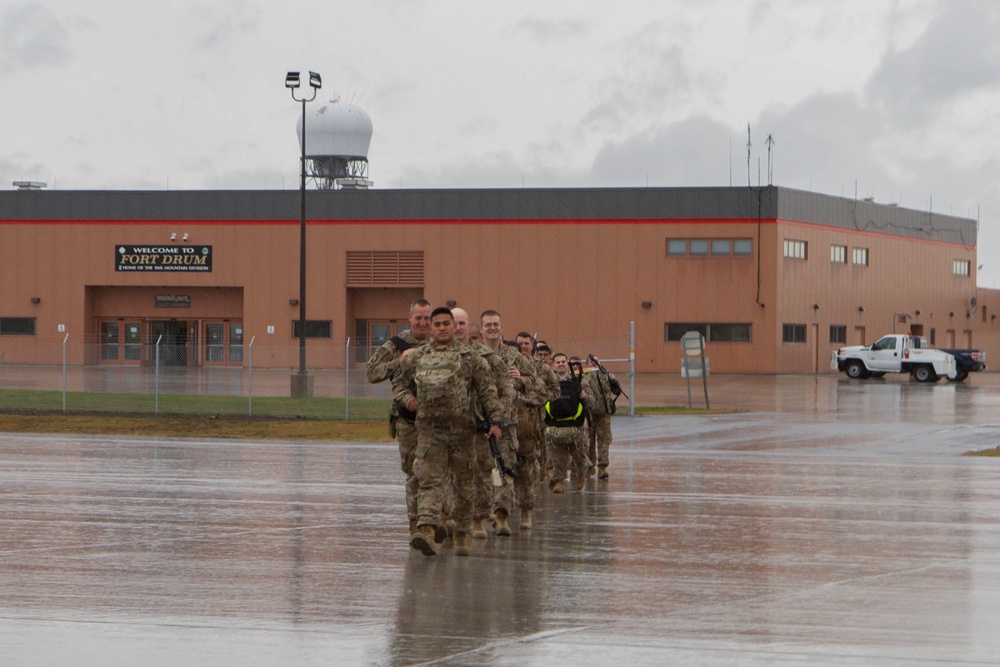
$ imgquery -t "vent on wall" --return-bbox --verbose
[346,251,424,287]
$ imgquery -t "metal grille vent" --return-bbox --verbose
[346,251,424,287]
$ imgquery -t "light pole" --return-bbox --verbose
[286,70,321,398]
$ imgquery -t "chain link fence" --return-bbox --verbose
[0,324,635,420]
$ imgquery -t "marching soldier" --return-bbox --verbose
[585,355,622,479]
[514,331,560,516]
[544,352,595,493]
[480,310,537,535]
[452,308,512,540]
[366,298,431,533]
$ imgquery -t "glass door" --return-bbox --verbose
[99,320,142,364]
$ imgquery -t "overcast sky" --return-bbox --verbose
[4,1,1000,286]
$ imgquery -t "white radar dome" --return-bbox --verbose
[297,98,373,159]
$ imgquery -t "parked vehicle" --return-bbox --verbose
[936,347,987,381]
[831,334,961,382]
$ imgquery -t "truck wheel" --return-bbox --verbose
[913,365,937,383]
[845,361,868,379]
[947,370,969,382]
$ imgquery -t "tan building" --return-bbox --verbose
[0,186,994,374]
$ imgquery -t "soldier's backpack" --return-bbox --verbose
[544,361,586,427]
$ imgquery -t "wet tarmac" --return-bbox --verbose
[3,374,1000,665]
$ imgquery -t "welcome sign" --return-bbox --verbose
[115,245,213,272]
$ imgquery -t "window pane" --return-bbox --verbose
[782,324,806,343]
[708,324,751,342]
[689,240,709,256]
[711,239,730,255]
[667,239,687,255]
[0,317,36,335]
[666,323,706,341]
[293,320,333,338]
[733,239,752,255]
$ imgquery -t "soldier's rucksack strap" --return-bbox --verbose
[390,336,412,352]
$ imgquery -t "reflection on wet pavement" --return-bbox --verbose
[3,375,1000,665]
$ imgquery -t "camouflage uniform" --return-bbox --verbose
[469,344,514,527]
[487,343,538,521]
[514,355,559,506]
[523,359,560,481]
[585,367,620,473]
[393,340,504,533]
[544,373,596,491]
[366,329,426,527]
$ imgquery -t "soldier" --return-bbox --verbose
[366,298,431,533]
[480,310,537,535]
[394,307,504,557]
[452,308,512,540]
[514,332,560,511]
[544,352,595,493]
[585,355,622,479]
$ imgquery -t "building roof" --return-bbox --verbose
[0,186,976,246]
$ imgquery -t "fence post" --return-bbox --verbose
[345,337,351,420]
[154,334,162,415]
[629,321,636,416]
[62,334,69,413]
[248,336,255,417]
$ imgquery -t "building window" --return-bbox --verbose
[830,325,846,344]
[667,239,688,256]
[0,317,36,335]
[953,260,970,276]
[784,239,807,259]
[667,238,753,257]
[830,245,847,263]
[292,320,332,338]
[665,323,751,342]
[689,239,709,256]
[708,323,752,342]
[853,247,869,266]
[782,323,806,343]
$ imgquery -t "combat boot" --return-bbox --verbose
[598,466,609,480]
[520,508,532,530]
[409,524,437,557]
[573,477,586,491]
[587,465,596,477]
[551,480,566,494]
[454,531,471,556]
[495,510,512,536]
[471,519,488,539]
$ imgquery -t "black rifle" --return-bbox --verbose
[488,433,518,481]
[588,354,629,400]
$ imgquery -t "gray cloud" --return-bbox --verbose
[0,3,72,71]
[505,16,589,41]
[867,2,1000,124]
[189,2,262,53]
[588,116,737,187]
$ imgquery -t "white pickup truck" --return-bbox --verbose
[831,334,957,382]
